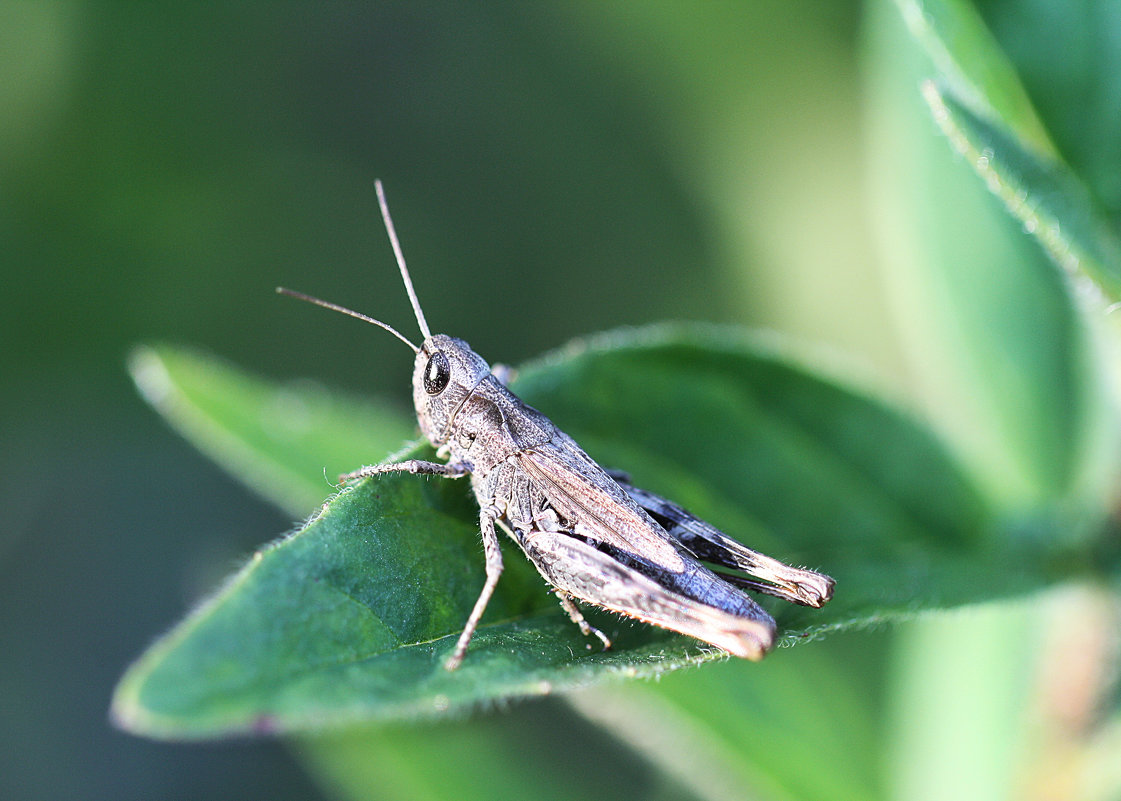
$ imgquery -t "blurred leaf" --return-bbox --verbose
[114,326,1077,739]
[891,0,1056,159]
[892,0,1121,303]
[569,629,892,801]
[923,82,1121,303]
[128,344,416,514]
[866,8,1121,800]
[886,601,1040,801]
[972,0,1121,225]
[1085,712,1121,801]
[294,699,705,801]
[867,0,1114,513]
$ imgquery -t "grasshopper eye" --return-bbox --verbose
[423,351,451,394]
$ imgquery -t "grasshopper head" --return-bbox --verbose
[413,334,492,448]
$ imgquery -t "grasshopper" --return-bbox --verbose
[279,182,834,670]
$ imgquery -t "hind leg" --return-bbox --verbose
[553,589,611,650]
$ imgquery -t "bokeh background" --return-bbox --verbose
[2,2,1104,800]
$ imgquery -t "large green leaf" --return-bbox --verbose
[122,342,717,796]
[113,326,1069,740]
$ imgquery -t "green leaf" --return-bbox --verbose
[294,698,708,801]
[890,0,1056,159]
[128,344,416,514]
[890,0,1121,304]
[885,600,1042,801]
[866,0,1114,512]
[970,0,1121,226]
[922,82,1121,303]
[113,326,1062,739]
[568,629,892,801]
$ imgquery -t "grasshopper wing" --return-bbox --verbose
[517,432,685,571]
[516,432,785,657]
[519,527,776,659]
[615,481,834,608]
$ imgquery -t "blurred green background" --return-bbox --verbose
[3,2,1112,800]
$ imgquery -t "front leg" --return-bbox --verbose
[340,459,470,484]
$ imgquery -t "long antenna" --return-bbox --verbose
[275,287,419,353]
[375,179,432,342]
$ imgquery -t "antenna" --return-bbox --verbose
[375,179,432,341]
[275,287,419,353]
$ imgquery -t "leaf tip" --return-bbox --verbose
[108,659,158,737]
[127,344,174,410]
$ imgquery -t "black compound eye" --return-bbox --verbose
[423,351,451,395]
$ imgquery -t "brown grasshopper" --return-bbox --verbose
[279,181,834,670]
